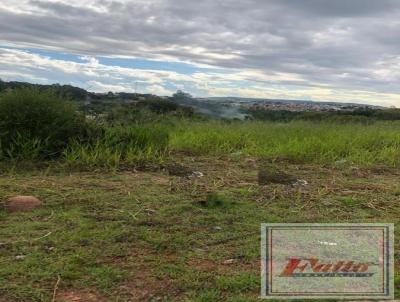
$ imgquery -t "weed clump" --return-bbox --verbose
[198,192,230,208]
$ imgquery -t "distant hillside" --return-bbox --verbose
[0,79,88,100]
[0,80,247,119]
[0,80,395,121]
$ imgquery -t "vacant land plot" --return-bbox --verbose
[1,157,399,301]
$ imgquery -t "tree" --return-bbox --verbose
[172,90,192,100]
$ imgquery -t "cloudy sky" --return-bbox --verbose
[1,0,400,106]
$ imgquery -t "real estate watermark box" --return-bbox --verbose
[261,223,394,299]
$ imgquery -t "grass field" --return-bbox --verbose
[60,120,400,169]
[170,120,400,166]
[1,120,400,301]
[3,118,400,168]
[1,154,400,301]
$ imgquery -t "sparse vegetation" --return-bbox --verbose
[1,158,400,301]
[1,86,400,301]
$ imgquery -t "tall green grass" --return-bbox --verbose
[169,120,400,166]
[63,125,169,169]
[3,112,400,168]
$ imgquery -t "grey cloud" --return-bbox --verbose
[275,0,400,17]
[1,0,400,94]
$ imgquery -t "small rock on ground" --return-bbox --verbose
[4,195,42,213]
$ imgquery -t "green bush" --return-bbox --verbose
[106,106,158,125]
[0,88,88,159]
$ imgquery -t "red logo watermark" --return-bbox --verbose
[279,258,375,277]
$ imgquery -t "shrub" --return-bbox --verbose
[106,106,158,125]
[137,98,179,114]
[0,88,88,159]
[198,192,231,208]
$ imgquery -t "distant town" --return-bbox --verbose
[202,97,387,112]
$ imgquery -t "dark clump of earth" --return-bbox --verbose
[166,163,193,177]
[258,166,297,185]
